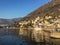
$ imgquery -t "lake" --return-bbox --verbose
[1,28,59,45]
[0,28,35,45]
[0,35,29,45]
[0,28,29,45]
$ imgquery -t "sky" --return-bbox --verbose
[0,0,51,19]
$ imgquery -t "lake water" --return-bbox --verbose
[0,28,53,45]
[0,28,34,45]
[0,35,29,45]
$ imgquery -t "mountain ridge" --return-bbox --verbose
[0,18,21,24]
[20,0,60,21]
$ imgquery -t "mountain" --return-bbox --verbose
[20,0,60,21]
[0,18,21,24]
[1,0,60,24]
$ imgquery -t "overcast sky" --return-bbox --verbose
[0,0,51,19]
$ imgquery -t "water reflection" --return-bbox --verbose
[0,35,28,45]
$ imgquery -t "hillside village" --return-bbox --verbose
[1,0,60,45]
[19,15,60,32]
[18,0,60,44]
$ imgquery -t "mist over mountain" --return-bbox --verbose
[0,18,21,24]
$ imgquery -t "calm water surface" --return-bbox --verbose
[0,35,29,45]
[0,28,44,45]
[0,28,33,45]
